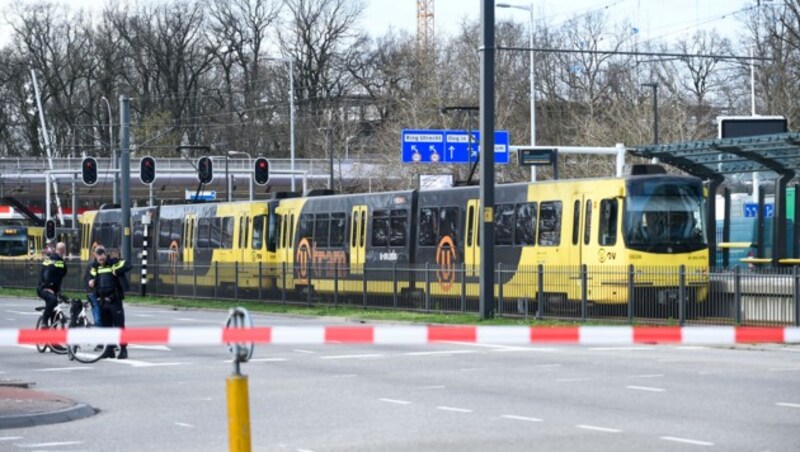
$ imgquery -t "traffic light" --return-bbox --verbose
[81,157,98,186]
[254,157,270,185]
[140,156,156,185]
[197,157,213,184]
[45,219,56,241]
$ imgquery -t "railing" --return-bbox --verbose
[1,261,797,327]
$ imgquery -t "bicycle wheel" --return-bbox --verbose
[68,319,108,364]
[35,315,49,353]
[48,312,68,355]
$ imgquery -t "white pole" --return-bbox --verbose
[31,68,64,225]
[289,59,296,193]
[45,172,51,222]
[101,96,116,205]
[615,143,626,177]
[529,4,537,182]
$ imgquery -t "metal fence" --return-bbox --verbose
[2,260,798,327]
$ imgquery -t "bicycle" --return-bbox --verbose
[67,297,113,363]
[34,293,70,355]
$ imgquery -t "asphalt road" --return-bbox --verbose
[1,296,799,452]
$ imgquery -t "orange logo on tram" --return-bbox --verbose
[296,238,312,280]
[435,235,457,292]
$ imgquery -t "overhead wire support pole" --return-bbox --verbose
[479,0,496,320]
[120,95,132,262]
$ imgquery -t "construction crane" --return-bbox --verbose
[417,0,434,49]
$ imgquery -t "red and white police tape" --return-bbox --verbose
[1,325,799,346]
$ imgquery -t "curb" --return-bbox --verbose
[0,403,96,430]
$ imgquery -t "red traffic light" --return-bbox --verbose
[197,157,213,184]
[81,157,98,186]
[254,157,269,186]
[140,156,156,184]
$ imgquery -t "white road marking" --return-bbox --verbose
[492,347,557,353]
[768,367,800,372]
[248,358,289,363]
[460,367,489,372]
[436,406,473,413]
[631,374,664,378]
[501,415,543,422]
[331,374,358,378]
[576,425,621,433]
[104,359,184,368]
[133,314,154,318]
[176,318,201,322]
[297,449,315,452]
[379,398,411,405]
[0,436,23,441]
[16,345,37,350]
[589,347,652,351]
[441,341,556,352]
[532,364,562,369]
[557,378,590,382]
[35,367,94,372]
[5,310,40,316]
[775,402,800,408]
[14,441,84,448]
[626,385,666,392]
[6,318,16,321]
[320,354,383,360]
[174,422,194,428]
[293,349,315,354]
[405,350,475,356]
[660,436,714,446]
[676,346,709,350]
[415,385,445,390]
[127,344,172,351]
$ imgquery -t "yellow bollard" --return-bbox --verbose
[227,374,252,452]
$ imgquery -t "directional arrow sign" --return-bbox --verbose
[402,129,509,164]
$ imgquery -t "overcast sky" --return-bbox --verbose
[0,0,756,47]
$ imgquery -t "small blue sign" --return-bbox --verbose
[186,190,217,202]
[401,129,509,164]
[743,203,774,218]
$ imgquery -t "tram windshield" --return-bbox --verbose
[0,235,28,256]
[623,178,707,253]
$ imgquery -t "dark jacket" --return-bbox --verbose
[39,253,67,293]
[83,259,97,293]
[89,257,132,300]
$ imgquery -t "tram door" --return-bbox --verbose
[182,214,196,269]
[350,205,367,275]
[464,199,481,277]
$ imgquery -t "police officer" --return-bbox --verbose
[83,245,104,326]
[37,242,78,327]
[87,246,132,359]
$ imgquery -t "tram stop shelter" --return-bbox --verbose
[629,132,800,268]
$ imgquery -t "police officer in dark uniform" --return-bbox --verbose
[87,246,132,359]
[37,242,78,327]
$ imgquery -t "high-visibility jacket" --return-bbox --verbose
[89,258,132,299]
[39,253,67,293]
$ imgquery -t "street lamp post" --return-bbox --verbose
[228,150,254,201]
[497,2,536,181]
[100,96,116,204]
[641,82,659,145]
[267,57,297,192]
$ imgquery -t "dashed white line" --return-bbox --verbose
[133,314,154,317]
[626,385,666,392]
[320,354,383,360]
[331,374,358,378]
[127,344,172,351]
[5,310,40,316]
[14,441,84,448]
[460,367,489,372]
[631,374,664,378]
[660,436,714,446]
[436,406,473,413]
[293,349,315,354]
[104,359,184,368]
[532,364,562,369]
[175,422,195,428]
[775,402,800,408]
[576,425,621,433]
[297,448,316,452]
[405,350,475,356]
[0,436,23,441]
[34,367,94,372]
[589,347,652,351]
[176,318,201,322]
[502,415,543,423]
[379,398,411,405]
[416,385,445,390]
[248,358,289,363]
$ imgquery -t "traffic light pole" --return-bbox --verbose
[479,0,496,320]
[119,95,132,262]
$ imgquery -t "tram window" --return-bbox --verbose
[220,217,234,249]
[584,200,593,245]
[419,207,438,246]
[266,214,278,252]
[169,220,181,246]
[598,199,618,246]
[466,206,475,246]
[133,221,143,248]
[372,210,390,247]
[351,211,359,248]
[515,202,536,246]
[330,213,346,248]
[440,207,460,245]
[538,201,562,246]
[572,200,581,245]
[390,209,408,247]
[208,218,221,249]
[197,218,210,248]
[359,211,366,248]
[290,214,295,247]
[298,214,314,242]
[253,215,266,249]
[315,214,330,248]
[157,220,171,248]
[495,204,515,246]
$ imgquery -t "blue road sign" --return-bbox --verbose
[401,129,509,164]
[743,203,774,218]
[185,190,217,202]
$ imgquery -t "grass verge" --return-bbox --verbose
[0,286,597,326]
